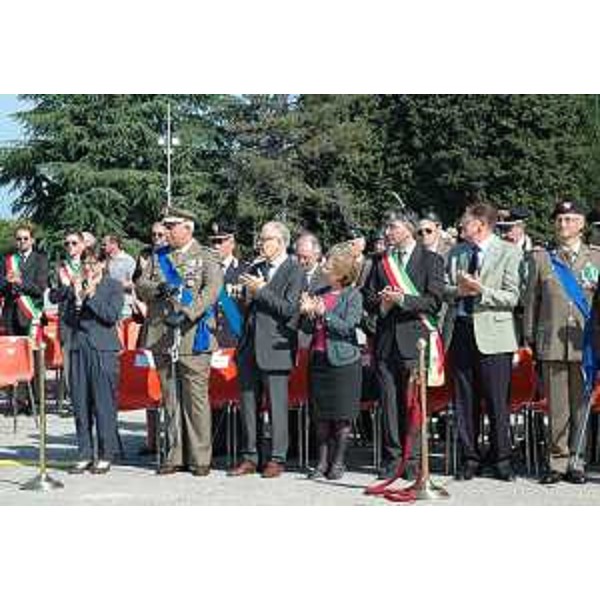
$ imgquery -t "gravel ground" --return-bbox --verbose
[2,408,600,506]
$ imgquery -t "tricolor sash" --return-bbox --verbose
[5,253,43,344]
[548,251,598,395]
[381,251,445,386]
[58,257,81,287]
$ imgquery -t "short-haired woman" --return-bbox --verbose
[299,246,363,479]
[59,247,124,474]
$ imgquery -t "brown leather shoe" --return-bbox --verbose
[189,466,211,477]
[156,464,183,476]
[227,460,257,476]
[261,461,284,479]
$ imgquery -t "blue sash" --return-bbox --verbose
[156,247,212,353]
[156,247,243,350]
[548,251,598,394]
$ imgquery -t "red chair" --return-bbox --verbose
[117,349,162,411]
[209,348,241,466]
[0,336,37,432]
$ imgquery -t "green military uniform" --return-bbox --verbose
[524,238,600,474]
[136,211,223,471]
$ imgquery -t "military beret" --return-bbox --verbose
[162,206,196,224]
[209,221,236,240]
[550,199,585,220]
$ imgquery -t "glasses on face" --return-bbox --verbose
[16,237,31,242]
[417,228,434,236]
[259,235,278,243]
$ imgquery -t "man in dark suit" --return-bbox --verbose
[209,222,247,349]
[0,224,49,412]
[229,221,305,478]
[363,209,445,480]
[0,224,49,336]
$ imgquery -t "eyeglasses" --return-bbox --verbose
[417,228,434,236]
[64,240,80,246]
[259,236,278,243]
[15,237,31,242]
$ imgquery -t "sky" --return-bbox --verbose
[0,94,25,219]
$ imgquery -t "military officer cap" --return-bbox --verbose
[371,228,385,242]
[550,198,585,220]
[497,207,529,226]
[162,206,196,225]
[420,209,442,225]
[346,225,366,241]
[209,221,236,241]
[385,207,419,231]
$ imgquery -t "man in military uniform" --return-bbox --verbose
[136,207,223,476]
[524,199,600,485]
[209,222,247,349]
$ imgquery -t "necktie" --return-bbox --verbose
[464,245,481,315]
[259,261,271,282]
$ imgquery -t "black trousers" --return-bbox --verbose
[376,353,420,467]
[70,343,119,462]
[237,351,290,464]
[450,318,512,467]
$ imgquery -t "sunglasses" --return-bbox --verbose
[417,228,434,236]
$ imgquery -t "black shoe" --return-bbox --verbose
[457,461,479,481]
[326,462,345,480]
[493,465,516,482]
[69,460,93,475]
[540,470,563,485]
[90,460,111,474]
[307,464,327,480]
[564,469,587,485]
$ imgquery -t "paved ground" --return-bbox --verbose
[3,407,600,505]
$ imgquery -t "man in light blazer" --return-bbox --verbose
[444,202,522,482]
[229,221,305,478]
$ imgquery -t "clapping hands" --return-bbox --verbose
[300,292,325,317]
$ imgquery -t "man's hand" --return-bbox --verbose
[240,273,266,295]
[6,271,22,285]
[457,272,482,296]
[379,286,403,311]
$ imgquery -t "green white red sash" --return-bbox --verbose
[381,251,445,386]
[5,254,43,344]
[59,257,81,286]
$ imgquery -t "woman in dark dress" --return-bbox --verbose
[299,245,363,480]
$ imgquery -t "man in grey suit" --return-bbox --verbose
[444,203,522,481]
[229,221,305,478]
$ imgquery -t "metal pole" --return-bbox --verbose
[20,340,64,491]
[166,101,172,209]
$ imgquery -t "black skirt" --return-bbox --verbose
[309,352,362,420]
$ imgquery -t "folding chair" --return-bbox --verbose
[0,336,37,433]
[209,348,241,467]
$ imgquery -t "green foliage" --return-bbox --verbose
[1,94,600,256]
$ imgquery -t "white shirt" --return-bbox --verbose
[267,252,288,280]
[221,254,238,273]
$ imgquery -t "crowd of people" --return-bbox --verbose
[1,197,600,491]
